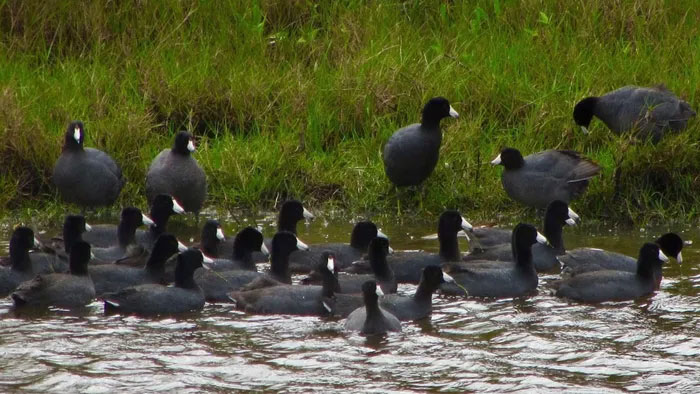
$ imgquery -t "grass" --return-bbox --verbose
[0,0,699,226]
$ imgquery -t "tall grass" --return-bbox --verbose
[0,0,698,224]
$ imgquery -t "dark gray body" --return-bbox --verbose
[554,270,655,303]
[12,273,95,308]
[0,266,35,297]
[441,266,538,298]
[89,264,162,296]
[593,85,695,142]
[469,227,511,250]
[195,269,265,302]
[146,149,207,213]
[230,285,330,315]
[289,243,364,273]
[348,252,444,284]
[501,150,598,209]
[383,123,442,187]
[344,305,401,334]
[463,243,560,272]
[53,147,124,207]
[103,284,205,315]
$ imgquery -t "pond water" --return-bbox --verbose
[1,211,698,392]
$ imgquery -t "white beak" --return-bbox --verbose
[216,227,225,241]
[323,301,332,312]
[676,252,683,264]
[260,243,270,256]
[565,218,577,226]
[388,246,394,254]
[327,256,335,272]
[658,249,669,262]
[201,253,214,264]
[177,241,188,252]
[90,252,96,260]
[580,126,590,135]
[296,237,309,251]
[568,207,580,221]
[461,217,473,232]
[33,237,41,247]
[84,223,93,232]
[172,199,185,214]
[142,214,155,226]
[375,285,384,296]
[449,106,459,118]
[442,271,455,283]
[536,232,548,245]
[73,127,81,143]
[303,207,314,220]
[376,229,389,240]
[490,154,502,165]
[187,139,195,152]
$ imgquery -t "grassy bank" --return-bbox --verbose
[0,0,699,225]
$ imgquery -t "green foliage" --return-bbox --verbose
[0,0,698,224]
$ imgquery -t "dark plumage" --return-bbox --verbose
[197,231,306,301]
[344,281,401,335]
[102,249,210,315]
[382,97,459,187]
[52,121,124,208]
[346,210,472,284]
[559,233,683,289]
[229,252,337,315]
[248,200,314,263]
[90,207,153,261]
[574,85,696,143]
[207,227,267,272]
[491,148,601,209]
[441,223,547,298]
[39,214,92,272]
[145,131,207,214]
[196,219,226,258]
[11,241,95,308]
[302,237,396,294]
[554,243,669,302]
[0,227,40,297]
[463,200,578,272]
[288,221,388,273]
[90,233,179,296]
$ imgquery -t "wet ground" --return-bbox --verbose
[1,212,698,392]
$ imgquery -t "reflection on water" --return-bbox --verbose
[0,212,698,392]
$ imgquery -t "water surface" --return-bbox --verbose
[1,212,698,392]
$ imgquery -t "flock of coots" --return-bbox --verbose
[0,84,694,335]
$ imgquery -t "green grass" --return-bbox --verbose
[0,0,699,225]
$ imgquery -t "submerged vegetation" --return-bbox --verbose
[0,0,698,224]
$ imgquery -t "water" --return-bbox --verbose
[1,212,699,392]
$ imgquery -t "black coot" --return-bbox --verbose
[491,148,600,209]
[344,281,401,335]
[52,121,124,208]
[382,97,459,186]
[145,131,207,214]
[554,243,669,302]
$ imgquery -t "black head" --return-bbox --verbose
[420,265,454,292]
[69,240,91,276]
[636,242,669,278]
[278,200,313,232]
[150,194,185,221]
[271,231,307,259]
[655,233,684,263]
[512,223,545,250]
[421,97,459,126]
[121,207,146,228]
[64,214,89,237]
[62,121,85,151]
[233,226,265,254]
[361,280,382,307]
[350,221,381,249]
[148,233,179,269]
[173,131,195,155]
[545,200,578,227]
[368,236,390,259]
[200,220,223,253]
[491,147,525,170]
[437,210,472,237]
[573,97,598,130]
[174,248,206,287]
[10,226,36,270]
[317,251,337,276]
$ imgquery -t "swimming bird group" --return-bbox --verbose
[0,84,693,335]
